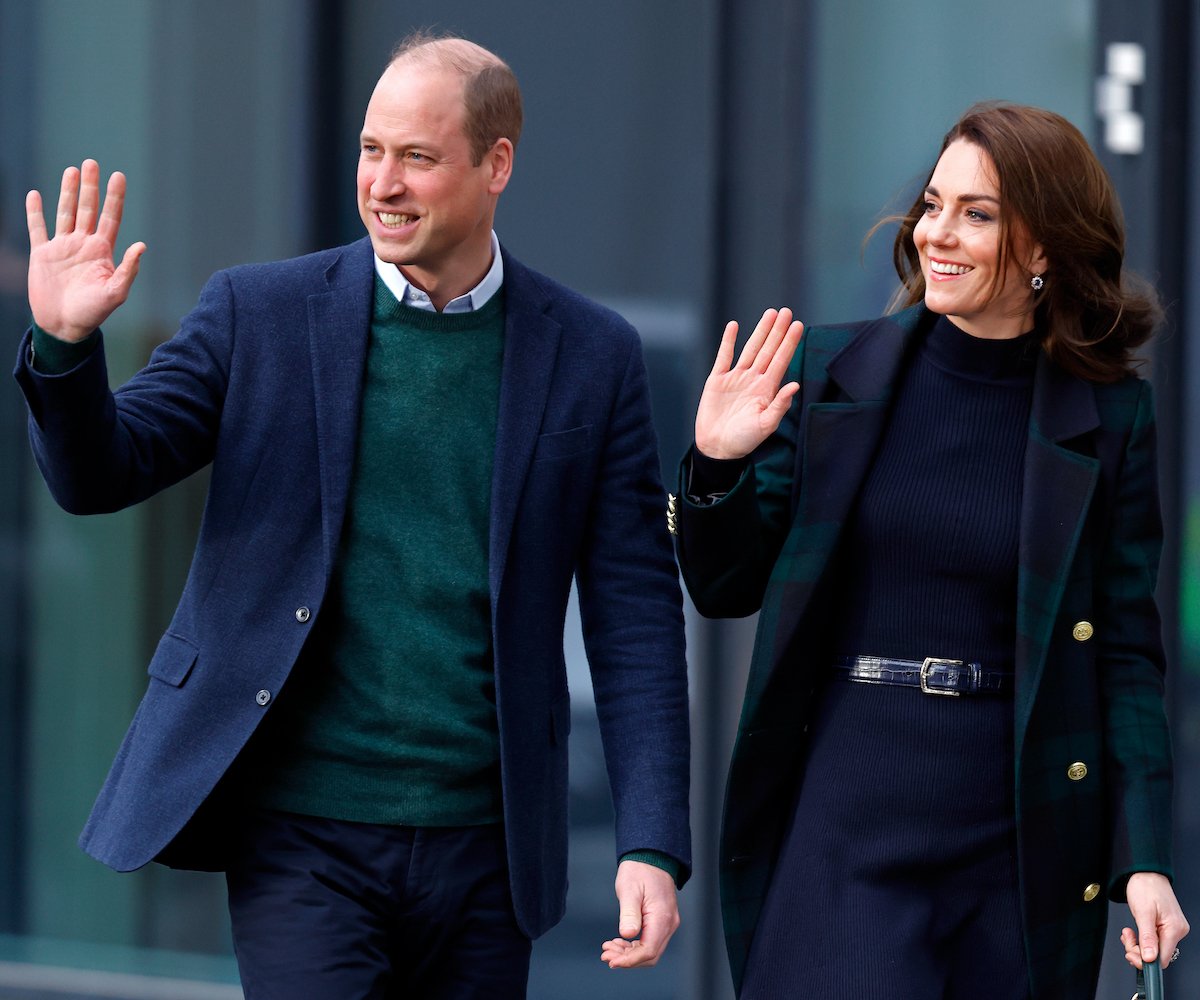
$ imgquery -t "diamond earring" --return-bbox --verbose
[1031,274,1045,291]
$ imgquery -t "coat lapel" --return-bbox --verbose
[1014,356,1100,753]
[488,251,563,596]
[306,239,375,573]
[756,310,925,687]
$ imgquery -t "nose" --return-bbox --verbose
[925,211,957,247]
[370,155,406,200]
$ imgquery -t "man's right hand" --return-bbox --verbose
[27,159,146,342]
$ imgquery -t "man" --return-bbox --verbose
[15,33,690,999]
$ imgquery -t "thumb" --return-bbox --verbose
[617,886,643,940]
[1134,903,1161,964]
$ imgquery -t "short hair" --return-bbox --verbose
[389,31,523,166]
[890,101,1159,383]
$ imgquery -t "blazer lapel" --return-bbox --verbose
[1014,356,1101,751]
[307,239,375,573]
[488,251,563,596]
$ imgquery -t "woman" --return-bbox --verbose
[673,102,1189,998]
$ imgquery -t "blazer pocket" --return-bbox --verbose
[147,632,200,688]
[534,425,592,462]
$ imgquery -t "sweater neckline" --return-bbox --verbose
[922,314,1039,386]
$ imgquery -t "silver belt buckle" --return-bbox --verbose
[920,657,963,696]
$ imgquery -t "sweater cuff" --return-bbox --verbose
[688,445,748,501]
[620,849,683,888]
[31,324,100,374]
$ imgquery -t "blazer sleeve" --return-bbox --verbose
[573,333,692,881]
[13,271,235,515]
[673,337,807,618]
[1096,379,1174,893]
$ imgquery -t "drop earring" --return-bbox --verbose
[1030,274,1045,291]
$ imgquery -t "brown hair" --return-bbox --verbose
[390,31,523,165]
[890,101,1159,383]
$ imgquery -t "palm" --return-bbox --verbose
[26,160,145,342]
[695,308,803,460]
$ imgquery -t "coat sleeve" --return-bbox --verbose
[12,271,235,514]
[672,338,807,618]
[1096,379,1174,895]
[574,333,692,882]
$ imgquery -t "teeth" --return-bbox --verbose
[931,260,972,275]
[379,212,415,227]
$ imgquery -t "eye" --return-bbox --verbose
[922,200,938,214]
[360,142,379,155]
[966,208,993,223]
[407,151,429,163]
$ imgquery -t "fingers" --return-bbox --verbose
[96,170,129,246]
[1121,925,1144,970]
[604,862,680,970]
[43,161,124,244]
[709,320,739,378]
[76,159,101,234]
[735,308,781,369]
[764,320,804,385]
[54,165,81,237]
[26,189,47,247]
[748,308,794,374]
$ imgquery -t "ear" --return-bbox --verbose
[485,138,514,196]
[1027,242,1048,279]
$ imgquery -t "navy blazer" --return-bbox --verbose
[14,238,691,939]
[676,305,1172,998]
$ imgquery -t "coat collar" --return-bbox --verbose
[823,303,930,402]
[307,238,376,572]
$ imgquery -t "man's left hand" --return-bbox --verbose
[600,859,680,969]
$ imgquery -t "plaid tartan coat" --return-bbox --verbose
[675,304,1174,998]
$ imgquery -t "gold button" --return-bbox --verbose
[1083,883,1101,902]
[1072,621,1094,642]
[1067,762,1088,781]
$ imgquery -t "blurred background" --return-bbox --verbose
[1,1,1197,997]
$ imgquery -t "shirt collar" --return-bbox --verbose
[373,231,503,313]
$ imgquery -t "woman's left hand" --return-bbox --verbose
[1120,871,1190,969]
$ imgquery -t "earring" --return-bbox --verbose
[1031,274,1045,291]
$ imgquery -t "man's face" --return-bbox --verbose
[357,59,510,306]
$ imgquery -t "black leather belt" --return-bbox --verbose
[834,655,1012,696]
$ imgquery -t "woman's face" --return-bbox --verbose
[913,139,1046,340]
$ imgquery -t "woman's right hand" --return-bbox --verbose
[694,307,804,461]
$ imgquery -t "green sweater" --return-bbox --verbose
[255,281,507,824]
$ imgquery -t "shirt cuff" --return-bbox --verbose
[31,324,100,374]
[620,849,683,887]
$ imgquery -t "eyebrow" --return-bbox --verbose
[925,185,1000,205]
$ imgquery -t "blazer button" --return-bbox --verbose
[295,607,311,623]
[1083,883,1101,902]
[255,689,271,706]
[1072,621,1094,642]
[1067,761,1088,781]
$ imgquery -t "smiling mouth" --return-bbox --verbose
[930,260,973,276]
[378,212,416,228]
